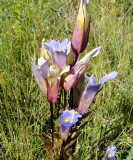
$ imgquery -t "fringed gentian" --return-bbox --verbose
[78,71,118,114]
[64,47,101,92]
[71,0,91,58]
[59,110,82,141]
[30,39,71,103]
[104,146,117,160]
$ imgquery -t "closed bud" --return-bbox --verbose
[71,0,91,58]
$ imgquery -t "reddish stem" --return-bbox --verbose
[50,102,54,147]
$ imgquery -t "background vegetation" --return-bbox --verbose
[0,0,132,159]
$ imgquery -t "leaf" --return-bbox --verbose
[65,138,78,150]
[33,134,54,158]
[33,134,51,146]
[53,139,63,150]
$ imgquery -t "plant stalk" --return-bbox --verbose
[64,90,66,110]
[57,91,62,117]
[69,88,73,108]
[50,102,54,147]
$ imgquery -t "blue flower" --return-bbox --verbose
[59,110,82,133]
[104,146,117,160]
[78,71,118,114]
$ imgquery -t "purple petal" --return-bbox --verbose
[73,113,82,124]
[30,57,42,84]
[83,84,101,101]
[78,83,101,114]
[60,124,70,133]
[61,110,75,120]
[100,71,118,84]
[49,40,61,51]
[59,110,82,128]
[85,75,96,85]
[54,51,67,69]
[74,113,82,119]
[44,44,52,52]
[61,39,69,50]
[40,60,49,79]
[104,146,117,160]
[44,44,55,64]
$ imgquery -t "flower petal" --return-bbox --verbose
[78,84,100,114]
[38,57,46,68]
[30,57,42,84]
[59,65,70,76]
[83,84,101,101]
[100,71,118,84]
[60,124,70,133]
[85,75,96,85]
[30,57,47,97]
[47,80,60,103]
[64,65,88,92]
[48,66,58,90]
[49,40,61,51]
[79,47,101,64]
[64,72,79,92]
[78,71,118,114]
[54,51,67,69]
[59,109,82,136]
[73,73,85,109]
[104,146,117,160]
[61,39,69,50]
[44,43,52,52]
[40,60,49,79]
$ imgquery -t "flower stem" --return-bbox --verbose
[57,91,62,117]
[59,141,66,160]
[50,102,54,147]
[63,90,66,110]
[69,88,73,108]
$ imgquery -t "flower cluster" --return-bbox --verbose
[30,39,71,103]
[30,0,118,158]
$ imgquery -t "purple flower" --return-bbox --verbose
[78,71,118,114]
[104,146,117,160]
[59,110,82,138]
[43,39,72,69]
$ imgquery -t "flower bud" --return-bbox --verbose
[71,0,91,58]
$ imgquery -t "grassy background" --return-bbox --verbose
[0,0,132,159]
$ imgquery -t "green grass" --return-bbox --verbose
[0,0,132,159]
